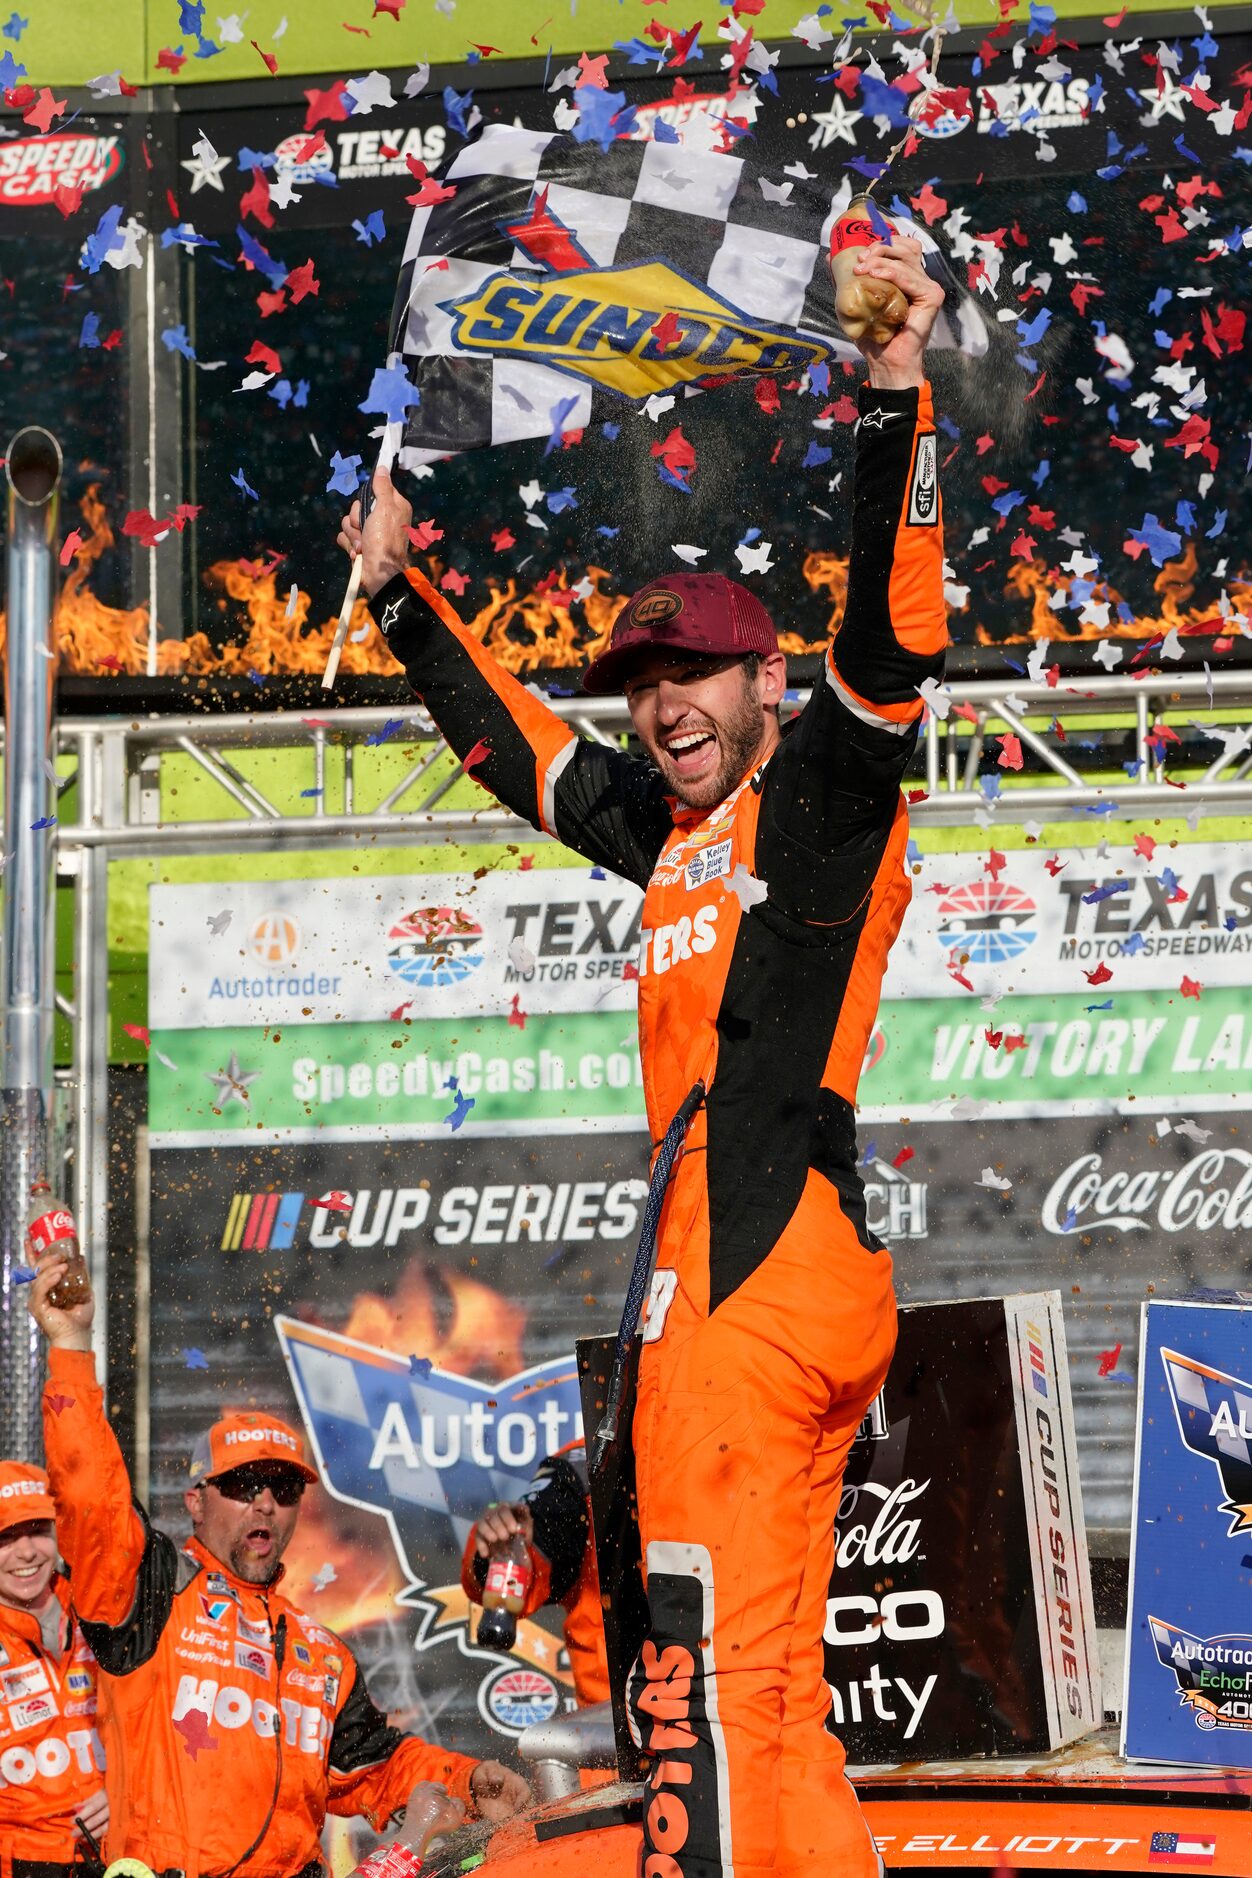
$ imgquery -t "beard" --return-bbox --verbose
[652,675,769,810]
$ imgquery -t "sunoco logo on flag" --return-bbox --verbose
[275,1315,584,1596]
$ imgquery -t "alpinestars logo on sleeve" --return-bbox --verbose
[379,597,404,636]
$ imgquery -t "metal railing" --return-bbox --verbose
[29,662,1252,1394]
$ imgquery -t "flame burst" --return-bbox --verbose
[985,542,1251,646]
[8,489,1239,679]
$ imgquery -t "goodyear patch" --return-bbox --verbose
[443,260,832,402]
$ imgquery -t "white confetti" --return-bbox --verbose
[508,938,536,975]
[725,864,767,913]
[977,1168,1013,1192]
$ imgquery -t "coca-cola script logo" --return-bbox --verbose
[835,1477,928,1569]
[1043,1150,1252,1236]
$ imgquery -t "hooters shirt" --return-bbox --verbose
[0,1574,105,1866]
[370,383,947,1310]
[42,1349,480,1878]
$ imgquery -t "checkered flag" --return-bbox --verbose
[372,122,988,468]
[275,1314,586,1592]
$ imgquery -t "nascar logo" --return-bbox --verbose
[445,260,831,401]
[222,1191,304,1251]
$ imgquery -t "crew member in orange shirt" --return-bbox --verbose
[28,1259,530,1878]
[0,1460,107,1878]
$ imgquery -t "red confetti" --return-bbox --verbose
[45,1392,75,1416]
[996,732,1024,772]
[389,1001,414,1022]
[892,1147,914,1169]
[463,739,491,776]
[24,88,66,134]
[1084,962,1113,985]
[240,168,273,228]
[409,520,444,551]
[173,1711,219,1761]
[286,260,319,304]
[622,961,639,982]
[985,849,1007,881]
[491,528,516,552]
[441,569,470,595]
[508,994,527,1031]
[246,340,282,374]
[1181,976,1202,999]
[303,81,350,131]
[122,1024,151,1049]
[1097,1342,1122,1377]
[250,39,278,73]
[60,531,83,567]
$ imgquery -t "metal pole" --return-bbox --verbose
[1,425,62,1462]
[71,728,109,1383]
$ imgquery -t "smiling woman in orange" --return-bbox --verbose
[340,234,948,1878]
[0,1461,107,1878]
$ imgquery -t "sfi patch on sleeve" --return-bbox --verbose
[906,431,939,527]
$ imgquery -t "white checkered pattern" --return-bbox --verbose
[378,122,985,468]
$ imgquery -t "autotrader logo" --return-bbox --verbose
[388,907,484,988]
[935,881,1037,966]
[247,913,301,966]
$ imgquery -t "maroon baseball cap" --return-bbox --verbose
[581,573,779,695]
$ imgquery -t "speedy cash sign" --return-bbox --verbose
[0,133,123,206]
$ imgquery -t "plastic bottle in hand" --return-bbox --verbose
[829,195,909,345]
[26,1181,90,1309]
[477,1530,532,1652]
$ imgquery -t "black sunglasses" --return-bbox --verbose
[207,1465,307,1507]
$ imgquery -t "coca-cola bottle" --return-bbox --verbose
[828,195,908,344]
[476,1530,532,1653]
[26,1181,90,1309]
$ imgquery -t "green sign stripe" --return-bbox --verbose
[149,1013,646,1136]
[866,987,1252,1112]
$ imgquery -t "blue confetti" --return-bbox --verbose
[183,1347,209,1370]
[1128,513,1183,568]
[443,84,476,137]
[81,202,125,275]
[79,312,100,349]
[443,1076,475,1132]
[325,450,363,498]
[571,84,635,152]
[1082,881,1131,904]
[408,1354,433,1379]
[366,717,404,747]
[161,323,197,361]
[29,816,56,831]
[352,209,386,247]
[802,442,833,470]
[357,364,419,425]
[232,467,259,501]
[10,1264,37,1284]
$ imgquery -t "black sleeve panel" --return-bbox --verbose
[74,1512,185,1677]
[372,574,672,890]
[328,1642,409,1775]
[757,381,948,926]
[524,1454,591,1607]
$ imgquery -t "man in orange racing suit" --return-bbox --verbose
[339,236,946,1878]
[462,1445,609,1708]
[0,1461,107,1878]
[27,1259,531,1878]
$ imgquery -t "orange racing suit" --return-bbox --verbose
[460,1446,609,1709]
[0,1573,104,1878]
[42,1348,479,1878]
[370,382,946,1878]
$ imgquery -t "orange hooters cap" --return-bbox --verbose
[581,572,780,695]
[0,1462,56,1534]
[188,1411,318,1486]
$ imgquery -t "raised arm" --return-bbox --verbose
[28,1258,155,1638]
[339,473,673,890]
[758,235,948,919]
